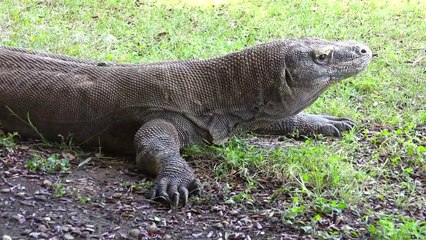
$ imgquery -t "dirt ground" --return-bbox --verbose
[0,135,423,240]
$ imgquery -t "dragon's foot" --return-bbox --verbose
[149,166,202,208]
[306,115,355,137]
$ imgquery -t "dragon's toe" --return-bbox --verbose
[149,172,202,208]
[313,115,355,137]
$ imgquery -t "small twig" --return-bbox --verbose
[5,106,47,143]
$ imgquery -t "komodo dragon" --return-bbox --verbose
[0,39,372,207]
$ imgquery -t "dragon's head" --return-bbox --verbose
[282,38,372,88]
[264,38,372,117]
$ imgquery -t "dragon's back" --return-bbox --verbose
[0,46,129,147]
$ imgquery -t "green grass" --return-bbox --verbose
[201,137,368,203]
[1,0,425,238]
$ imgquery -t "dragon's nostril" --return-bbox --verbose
[360,48,367,54]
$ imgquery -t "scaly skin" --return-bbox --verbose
[0,39,372,207]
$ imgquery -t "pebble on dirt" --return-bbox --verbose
[128,228,141,239]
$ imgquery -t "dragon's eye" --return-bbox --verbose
[313,48,333,64]
[318,54,327,61]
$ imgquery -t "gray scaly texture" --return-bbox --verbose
[0,38,372,206]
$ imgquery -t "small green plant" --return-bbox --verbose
[0,132,18,148]
[52,181,68,198]
[26,154,70,174]
[225,179,257,205]
[314,197,347,215]
[226,191,253,204]
[368,216,426,240]
[281,196,306,224]
[182,144,211,158]
[120,180,153,194]
[78,195,91,204]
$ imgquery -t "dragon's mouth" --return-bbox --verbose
[285,69,332,87]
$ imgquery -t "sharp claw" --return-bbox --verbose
[189,179,203,195]
[323,115,337,121]
[288,115,357,137]
[322,116,355,126]
[171,192,180,208]
[149,177,200,207]
[337,119,354,128]
[149,188,157,200]
[330,125,341,137]
[178,186,189,206]
[332,121,354,133]
[322,115,349,121]
[343,122,353,131]
[150,190,170,202]
[167,185,178,202]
